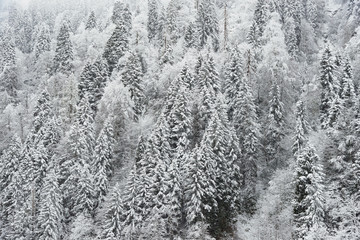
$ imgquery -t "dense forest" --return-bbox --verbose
[0,0,360,239]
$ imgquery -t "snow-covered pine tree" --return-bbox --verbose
[292,100,309,155]
[224,47,244,121]
[121,52,146,120]
[37,165,64,240]
[340,58,357,110]
[147,0,159,42]
[265,80,285,165]
[93,118,114,205]
[121,166,143,240]
[319,46,337,129]
[101,184,124,239]
[200,103,242,238]
[196,0,219,51]
[85,11,97,30]
[53,22,73,75]
[34,23,51,59]
[247,21,261,49]
[293,145,326,239]
[253,0,269,37]
[112,1,124,26]
[185,22,197,49]
[284,16,299,59]
[166,0,180,43]
[79,57,109,112]
[103,24,129,73]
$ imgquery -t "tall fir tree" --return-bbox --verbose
[147,0,159,42]
[85,11,97,30]
[103,24,129,73]
[319,46,337,128]
[196,0,219,51]
[53,22,73,75]
[292,100,309,155]
[34,23,51,59]
[121,52,146,120]
[293,145,326,239]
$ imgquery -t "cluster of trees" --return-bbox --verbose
[0,0,360,239]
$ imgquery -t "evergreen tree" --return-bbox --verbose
[293,146,326,239]
[265,80,285,164]
[166,0,180,43]
[196,0,219,51]
[121,52,146,120]
[34,23,51,59]
[93,119,114,205]
[112,1,124,26]
[340,58,356,110]
[78,57,109,112]
[53,22,73,75]
[247,21,261,49]
[253,0,269,37]
[284,17,299,59]
[121,167,143,240]
[101,184,124,239]
[326,94,344,129]
[103,24,129,73]
[85,11,97,30]
[292,100,309,155]
[148,0,159,42]
[319,46,337,128]
[37,166,64,240]
[185,22,197,49]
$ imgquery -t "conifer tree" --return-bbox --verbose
[103,24,129,73]
[265,80,285,164]
[121,52,146,120]
[34,23,51,59]
[79,57,109,112]
[112,1,124,26]
[284,17,299,58]
[253,0,268,37]
[147,0,159,42]
[196,0,219,51]
[340,58,356,110]
[93,119,114,204]
[102,184,124,239]
[293,146,326,239]
[247,21,261,49]
[319,46,337,128]
[292,100,309,155]
[121,167,143,240]
[167,0,180,43]
[37,166,64,240]
[85,11,97,30]
[53,22,73,75]
[185,22,197,49]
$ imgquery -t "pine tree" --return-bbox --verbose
[122,167,143,240]
[265,80,285,164]
[185,22,197,49]
[85,11,97,30]
[253,0,269,37]
[340,58,356,110]
[247,21,261,49]
[319,46,337,128]
[34,23,51,58]
[93,119,114,205]
[148,0,159,42]
[79,57,109,112]
[167,0,180,43]
[103,24,129,73]
[121,52,146,120]
[101,184,124,239]
[284,17,299,59]
[200,105,242,237]
[326,94,344,129]
[292,100,309,155]
[112,1,124,26]
[196,0,219,51]
[53,22,73,75]
[37,166,64,240]
[293,146,326,239]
